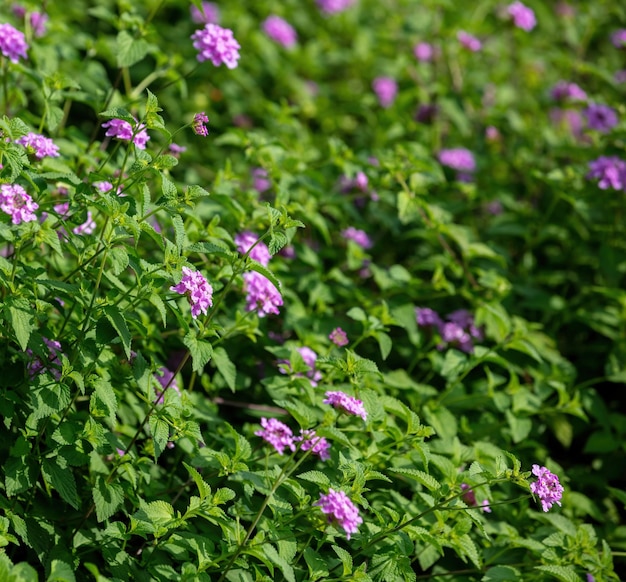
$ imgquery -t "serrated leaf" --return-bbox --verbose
[47,559,76,582]
[457,533,482,569]
[117,30,150,68]
[103,305,131,359]
[303,547,329,581]
[482,566,522,581]
[212,347,236,391]
[172,215,185,253]
[296,471,331,487]
[93,477,124,522]
[6,298,36,351]
[148,292,167,326]
[99,106,135,123]
[183,332,213,372]
[390,468,441,491]
[186,241,236,260]
[149,416,169,460]
[90,377,118,424]
[1,144,28,181]
[535,565,582,582]
[268,231,288,255]
[332,545,353,576]
[184,463,211,500]
[213,488,236,505]
[41,458,80,510]
[247,261,282,293]
[263,544,295,582]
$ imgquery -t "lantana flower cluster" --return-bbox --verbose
[263,15,297,48]
[102,118,150,149]
[170,266,214,319]
[416,307,483,353]
[587,157,626,191]
[191,23,241,68]
[16,132,60,159]
[315,489,363,539]
[0,184,38,225]
[530,465,564,512]
[0,22,28,62]
[255,418,330,461]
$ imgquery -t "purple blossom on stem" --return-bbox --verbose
[192,112,210,136]
[372,76,398,108]
[263,15,297,48]
[550,81,587,102]
[27,338,63,379]
[587,157,626,191]
[73,211,96,235]
[243,271,283,317]
[329,327,349,347]
[612,29,626,48]
[252,167,271,193]
[0,23,28,63]
[190,2,220,24]
[414,42,435,62]
[169,143,187,156]
[102,118,150,149]
[507,2,537,31]
[584,104,618,133]
[29,12,48,37]
[457,31,482,52]
[255,417,295,455]
[316,0,356,14]
[296,430,331,461]
[415,307,442,327]
[170,266,214,319]
[192,23,241,69]
[342,227,373,249]
[323,391,367,421]
[235,231,271,266]
[0,184,38,225]
[16,132,60,159]
[438,148,476,173]
[529,464,564,512]
[315,489,363,539]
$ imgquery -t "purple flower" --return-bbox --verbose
[372,76,398,108]
[192,112,210,136]
[0,184,38,225]
[316,0,356,14]
[612,29,626,48]
[243,271,283,317]
[457,31,482,52]
[73,211,96,235]
[414,42,435,62]
[315,489,363,539]
[550,81,587,102]
[447,309,483,340]
[587,157,626,191]
[191,23,241,69]
[438,148,476,173]
[507,2,536,31]
[154,367,181,404]
[329,327,349,347]
[323,391,367,421]
[170,266,214,319]
[342,227,373,249]
[252,167,271,193]
[296,429,331,461]
[235,231,271,266]
[27,338,63,379]
[461,483,491,513]
[263,15,297,48]
[584,104,618,133]
[16,132,60,159]
[485,126,500,142]
[440,322,474,353]
[529,464,564,512]
[169,143,187,156]
[0,23,28,63]
[586,575,595,582]
[415,307,442,327]
[190,2,219,24]
[30,12,48,37]
[255,417,295,455]
[102,118,150,149]
[298,346,322,384]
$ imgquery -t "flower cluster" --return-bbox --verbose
[255,418,296,455]
[27,338,63,379]
[296,429,331,461]
[584,104,618,133]
[329,327,349,346]
[279,346,322,386]
[550,80,587,102]
[192,23,240,69]
[315,489,363,539]
[16,132,59,159]
[0,23,28,63]
[439,148,476,180]
[235,231,271,266]
[102,118,150,149]
[529,465,564,512]
[457,31,482,52]
[242,271,283,317]
[316,0,356,14]
[170,266,214,319]
[192,112,210,136]
[252,167,271,193]
[190,1,219,24]
[0,184,38,225]
[416,307,483,353]
[587,156,626,191]
[263,15,297,48]
[372,76,398,108]
[342,226,373,249]
[612,29,626,48]
[507,1,536,31]
[323,391,367,421]
[414,42,435,62]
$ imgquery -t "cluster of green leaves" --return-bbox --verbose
[0,0,624,580]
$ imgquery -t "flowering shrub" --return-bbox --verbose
[0,1,623,581]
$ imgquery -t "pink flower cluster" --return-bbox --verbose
[416,307,483,353]
[16,132,59,159]
[190,1,219,24]
[323,391,367,421]
[342,226,373,249]
[0,23,28,63]
[507,1,537,31]
[457,31,482,52]
[584,104,618,133]
[235,231,272,266]
[255,418,330,460]
[102,118,150,149]
[192,112,210,136]
[329,327,349,346]
[315,488,363,539]
[263,15,297,48]
[372,76,398,108]
[529,465,564,512]
[414,42,435,62]
[438,148,476,173]
[170,266,214,319]
[550,81,587,102]
[192,23,241,69]
[587,157,626,191]
[316,0,356,14]
[296,429,331,461]
[0,184,38,225]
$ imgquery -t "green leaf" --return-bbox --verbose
[172,215,185,253]
[303,548,329,581]
[263,544,295,582]
[41,458,80,510]
[535,565,582,582]
[347,307,367,322]
[149,416,170,460]
[47,559,76,582]
[482,566,522,581]
[92,476,124,522]
[99,106,135,124]
[390,468,441,491]
[268,231,288,255]
[116,31,150,68]
[186,241,237,260]
[375,331,392,360]
[247,261,282,293]
[103,305,132,359]
[90,377,118,424]
[6,297,36,351]
[332,545,353,576]
[212,347,236,391]
[296,471,331,487]
[183,332,213,372]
